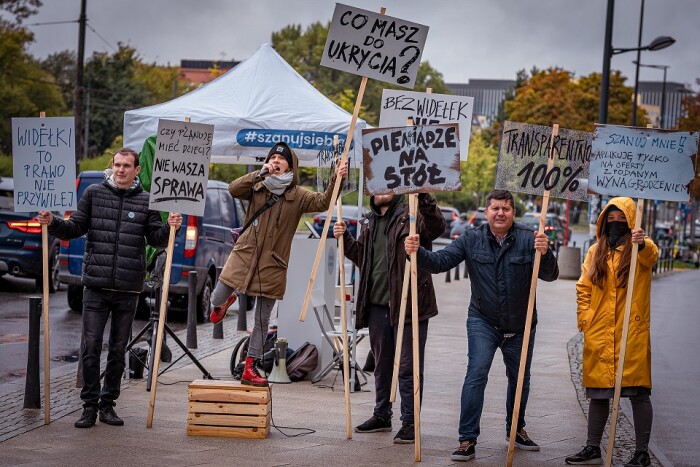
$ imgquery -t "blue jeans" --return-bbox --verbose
[458,315,536,442]
[81,287,139,409]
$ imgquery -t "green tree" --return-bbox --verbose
[272,22,449,126]
[462,135,497,207]
[40,50,76,112]
[133,62,194,106]
[503,68,645,132]
[84,44,151,154]
[0,0,42,23]
[675,83,700,198]
[0,23,65,153]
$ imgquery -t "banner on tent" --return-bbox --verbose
[11,117,77,212]
[495,121,592,201]
[380,90,474,161]
[362,123,460,195]
[149,119,214,216]
[589,125,698,202]
[321,3,429,89]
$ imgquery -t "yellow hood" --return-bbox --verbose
[595,196,636,239]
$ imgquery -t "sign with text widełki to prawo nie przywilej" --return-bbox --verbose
[11,117,77,212]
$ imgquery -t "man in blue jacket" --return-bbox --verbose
[404,189,558,462]
[38,148,181,429]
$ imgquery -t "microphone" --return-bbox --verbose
[255,168,270,180]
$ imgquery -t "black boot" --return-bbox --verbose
[74,407,97,428]
[99,407,124,426]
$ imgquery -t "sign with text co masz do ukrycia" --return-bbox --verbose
[380,89,474,161]
[495,121,592,201]
[11,117,77,212]
[149,119,214,216]
[362,123,461,196]
[589,125,698,202]
[321,3,429,89]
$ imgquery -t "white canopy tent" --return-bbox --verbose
[123,43,367,167]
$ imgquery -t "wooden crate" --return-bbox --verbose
[187,380,271,439]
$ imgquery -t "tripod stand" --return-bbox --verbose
[125,253,212,389]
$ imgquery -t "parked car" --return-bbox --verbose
[0,177,62,292]
[439,206,460,238]
[59,171,247,321]
[312,205,369,238]
[450,213,470,238]
[469,207,487,228]
[520,212,571,250]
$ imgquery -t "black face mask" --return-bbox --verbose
[607,221,630,247]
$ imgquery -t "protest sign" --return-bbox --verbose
[362,123,460,195]
[321,3,429,89]
[380,89,474,160]
[149,119,214,216]
[589,125,698,202]
[496,121,592,201]
[11,117,77,212]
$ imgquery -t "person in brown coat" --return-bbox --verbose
[210,142,346,386]
[333,193,444,444]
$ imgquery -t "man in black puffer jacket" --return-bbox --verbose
[38,148,181,429]
[405,189,558,462]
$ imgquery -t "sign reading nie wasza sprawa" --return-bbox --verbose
[149,119,214,216]
[321,3,429,89]
[362,124,460,195]
[495,121,592,201]
[380,89,474,160]
[11,117,77,212]
[589,125,698,202]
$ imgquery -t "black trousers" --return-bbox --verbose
[80,287,139,409]
[368,303,428,424]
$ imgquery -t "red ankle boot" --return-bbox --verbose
[241,357,268,387]
[210,293,237,324]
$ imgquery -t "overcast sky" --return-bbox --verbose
[19,0,700,89]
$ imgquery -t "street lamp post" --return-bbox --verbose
[633,61,669,129]
[598,0,675,127]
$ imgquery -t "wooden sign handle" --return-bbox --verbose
[506,123,559,466]
[42,224,50,424]
[389,263,410,403]
[604,199,643,467]
[299,6,386,323]
[38,111,51,425]
[408,194,422,462]
[336,192,352,439]
[147,225,176,427]
[390,113,422,404]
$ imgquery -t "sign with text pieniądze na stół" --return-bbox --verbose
[362,123,461,196]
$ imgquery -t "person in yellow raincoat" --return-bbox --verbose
[565,197,658,467]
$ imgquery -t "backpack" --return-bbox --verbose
[285,342,318,382]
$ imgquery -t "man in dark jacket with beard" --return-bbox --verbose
[333,192,444,444]
[405,189,558,462]
[38,148,181,428]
